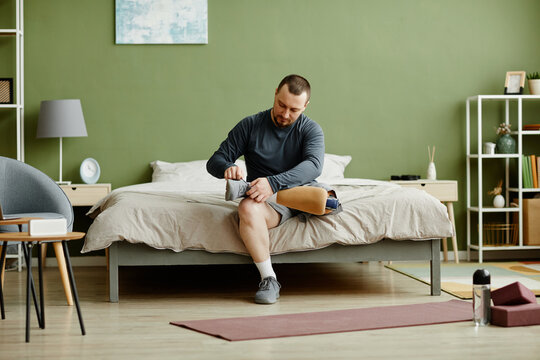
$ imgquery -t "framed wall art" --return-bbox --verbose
[115,0,208,44]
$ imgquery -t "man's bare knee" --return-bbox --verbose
[238,198,280,229]
[238,198,262,220]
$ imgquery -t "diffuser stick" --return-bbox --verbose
[428,145,436,162]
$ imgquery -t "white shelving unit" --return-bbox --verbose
[466,95,540,263]
[1,0,24,271]
[0,0,24,161]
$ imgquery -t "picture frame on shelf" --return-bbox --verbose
[504,71,526,95]
[0,78,13,104]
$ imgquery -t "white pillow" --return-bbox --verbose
[316,153,352,183]
[150,159,247,183]
[151,156,347,184]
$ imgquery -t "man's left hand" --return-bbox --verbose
[246,177,273,202]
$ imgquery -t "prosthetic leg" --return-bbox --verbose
[225,180,340,215]
[276,186,339,215]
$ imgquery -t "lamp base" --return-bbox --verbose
[56,180,72,185]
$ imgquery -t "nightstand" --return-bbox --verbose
[60,184,112,206]
[391,180,459,263]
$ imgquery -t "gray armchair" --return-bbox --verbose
[0,156,73,232]
[0,156,75,305]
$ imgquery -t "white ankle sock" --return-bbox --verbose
[255,258,276,280]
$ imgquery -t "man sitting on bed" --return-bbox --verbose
[206,74,325,304]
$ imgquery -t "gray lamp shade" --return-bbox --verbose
[36,99,88,138]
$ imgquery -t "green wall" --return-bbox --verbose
[2,0,540,252]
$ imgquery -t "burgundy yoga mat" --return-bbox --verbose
[170,299,472,341]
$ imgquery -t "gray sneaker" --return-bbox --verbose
[225,179,250,201]
[254,276,281,304]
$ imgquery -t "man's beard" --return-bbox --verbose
[275,116,290,127]
[272,110,291,128]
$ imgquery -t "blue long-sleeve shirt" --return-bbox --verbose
[206,109,324,193]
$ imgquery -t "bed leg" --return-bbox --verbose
[430,239,441,296]
[108,243,119,303]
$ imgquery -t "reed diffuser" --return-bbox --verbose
[427,145,436,180]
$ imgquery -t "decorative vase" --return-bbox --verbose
[529,79,540,95]
[427,162,436,180]
[496,134,516,154]
[493,195,505,208]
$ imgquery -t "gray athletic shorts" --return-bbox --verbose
[267,195,300,226]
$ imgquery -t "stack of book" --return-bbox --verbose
[523,124,540,131]
[522,155,540,188]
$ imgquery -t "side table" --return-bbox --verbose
[0,217,74,306]
[0,231,86,342]
[391,180,459,263]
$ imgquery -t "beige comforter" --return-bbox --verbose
[82,180,454,255]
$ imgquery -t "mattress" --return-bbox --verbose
[81,179,454,255]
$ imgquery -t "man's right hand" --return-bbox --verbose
[224,165,244,180]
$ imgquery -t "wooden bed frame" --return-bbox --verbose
[107,238,441,302]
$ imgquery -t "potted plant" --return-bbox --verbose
[496,123,516,154]
[527,72,540,95]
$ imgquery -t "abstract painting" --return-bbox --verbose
[116,0,208,44]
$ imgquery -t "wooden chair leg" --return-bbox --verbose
[41,243,48,268]
[53,242,73,306]
[0,244,5,288]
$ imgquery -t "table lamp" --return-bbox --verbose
[36,99,87,185]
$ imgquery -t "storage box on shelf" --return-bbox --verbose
[480,223,518,246]
[512,198,540,246]
[466,95,540,262]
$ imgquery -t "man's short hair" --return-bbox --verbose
[277,74,311,101]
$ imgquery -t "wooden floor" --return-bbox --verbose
[1,261,540,359]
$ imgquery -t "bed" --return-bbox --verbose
[82,155,454,302]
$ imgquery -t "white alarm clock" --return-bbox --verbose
[80,158,101,184]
